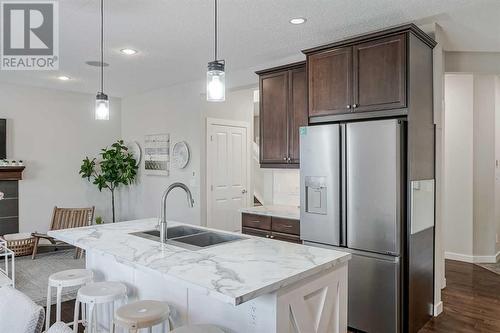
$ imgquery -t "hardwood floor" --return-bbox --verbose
[420,260,500,333]
[46,299,85,332]
[52,260,500,333]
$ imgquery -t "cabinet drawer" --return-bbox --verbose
[242,213,271,230]
[272,217,300,235]
[271,231,301,244]
[242,227,269,238]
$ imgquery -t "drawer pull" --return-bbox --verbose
[265,234,270,238]
[270,235,275,239]
[251,220,260,223]
[282,225,293,228]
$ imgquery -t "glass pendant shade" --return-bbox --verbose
[95,92,110,120]
[207,60,225,102]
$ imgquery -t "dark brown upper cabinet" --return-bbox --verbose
[259,71,288,165]
[256,62,307,168]
[304,30,415,121]
[288,66,308,164]
[308,46,352,117]
[353,34,406,112]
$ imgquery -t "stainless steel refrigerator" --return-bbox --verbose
[300,119,404,333]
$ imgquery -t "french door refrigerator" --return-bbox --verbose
[300,118,404,333]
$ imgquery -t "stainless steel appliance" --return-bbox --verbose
[300,119,407,333]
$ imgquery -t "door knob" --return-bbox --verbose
[241,189,247,194]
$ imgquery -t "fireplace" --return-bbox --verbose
[0,167,25,235]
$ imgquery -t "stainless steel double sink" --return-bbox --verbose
[131,225,245,250]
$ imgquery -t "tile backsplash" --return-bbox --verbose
[272,170,300,207]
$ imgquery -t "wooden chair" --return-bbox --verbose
[31,206,95,260]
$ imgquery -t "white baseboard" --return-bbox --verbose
[445,251,500,264]
[433,301,443,316]
[445,251,474,263]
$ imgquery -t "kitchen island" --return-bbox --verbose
[49,218,350,333]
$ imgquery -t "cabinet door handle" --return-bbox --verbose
[346,104,351,109]
[270,235,275,239]
[287,157,291,162]
[353,104,358,108]
[265,234,270,238]
[283,156,287,161]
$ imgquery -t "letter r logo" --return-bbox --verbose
[2,2,54,56]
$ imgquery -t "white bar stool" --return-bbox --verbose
[171,325,225,333]
[73,281,127,333]
[46,268,94,331]
[113,300,171,333]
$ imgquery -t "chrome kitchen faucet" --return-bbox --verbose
[159,182,194,243]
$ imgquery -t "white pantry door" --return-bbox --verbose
[207,119,250,232]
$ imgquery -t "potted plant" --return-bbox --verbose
[79,140,138,223]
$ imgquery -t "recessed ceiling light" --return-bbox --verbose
[120,48,138,55]
[289,17,307,25]
[57,75,71,81]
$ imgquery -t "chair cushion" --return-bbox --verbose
[0,286,45,333]
[3,233,33,241]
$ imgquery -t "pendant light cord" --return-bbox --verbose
[214,0,217,61]
[100,0,104,93]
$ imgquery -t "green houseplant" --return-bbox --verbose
[79,140,138,223]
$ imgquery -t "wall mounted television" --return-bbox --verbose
[0,119,6,159]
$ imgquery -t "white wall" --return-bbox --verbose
[446,52,500,74]
[443,73,500,262]
[443,74,474,259]
[472,75,497,258]
[119,81,255,226]
[118,81,204,225]
[0,83,122,233]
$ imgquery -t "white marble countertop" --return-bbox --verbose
[239,205,300,220]
[48,218,349,306]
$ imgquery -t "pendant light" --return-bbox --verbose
[95,0,109,120]
[206,0,225,102]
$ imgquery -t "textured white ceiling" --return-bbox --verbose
[0,0,497,97]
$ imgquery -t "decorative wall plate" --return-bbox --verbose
[172,141,190,169]
[127,141,142,167]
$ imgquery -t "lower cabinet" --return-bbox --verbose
[242,213,300,244]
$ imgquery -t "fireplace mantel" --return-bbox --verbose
[0,167,25,181]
